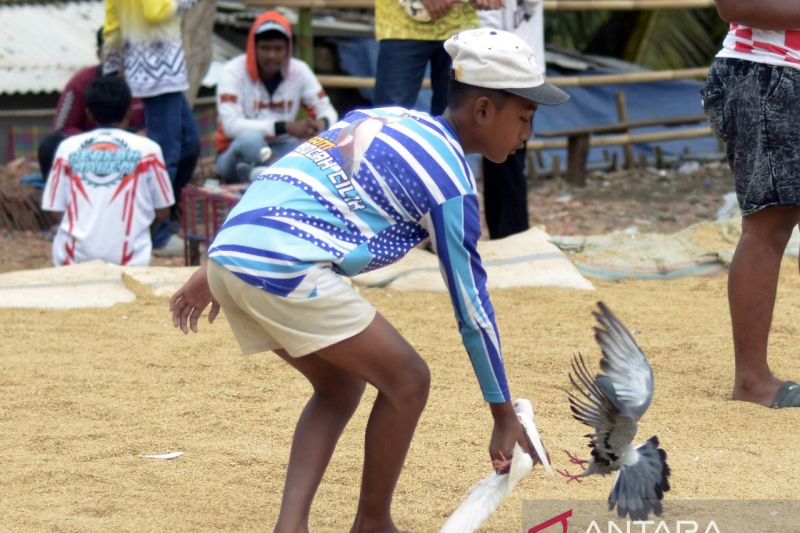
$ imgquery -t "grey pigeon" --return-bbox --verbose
[559,301,670,521]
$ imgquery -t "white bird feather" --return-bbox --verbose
[440,398,551,533]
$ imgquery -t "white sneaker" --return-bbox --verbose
[153,233,184,257]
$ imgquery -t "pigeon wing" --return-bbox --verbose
[567,354,638,466]
[593,301,654,421]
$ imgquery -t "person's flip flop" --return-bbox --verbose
[770,381,800,408]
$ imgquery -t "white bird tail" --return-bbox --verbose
[440,398,551,532]
[440,443,532,533]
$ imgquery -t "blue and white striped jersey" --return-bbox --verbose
[209,107,509,403]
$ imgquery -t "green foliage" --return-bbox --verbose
[544,11,612,51]
[624,9,729,69]
[545,8,730,69]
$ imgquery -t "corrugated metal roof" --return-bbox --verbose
[0,0,240,95]
[0,1,102,94]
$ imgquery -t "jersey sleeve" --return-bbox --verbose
[427,195,510,403]
[41,145,71,213]
[102,0,123,76]
[52,77,87,135]
[143,146,175,209]
[141,0,177,24]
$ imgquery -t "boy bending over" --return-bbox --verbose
[170,28,568,532]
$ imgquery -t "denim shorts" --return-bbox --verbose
[702,58,800,215]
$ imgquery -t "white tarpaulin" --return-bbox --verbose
[352,227,595,291]
[553,217,800,281]
[122,266,198,297]
[0,260,134,309]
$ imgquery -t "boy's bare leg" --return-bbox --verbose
[273,350,367,533]
[311,312,431,533]
[729,206,800,406]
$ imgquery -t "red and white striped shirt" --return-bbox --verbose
[718,24,800,68]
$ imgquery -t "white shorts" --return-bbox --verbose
[207,259,377,358]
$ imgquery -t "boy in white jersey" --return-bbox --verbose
[704,1,800,409]
[42,76,174,267]
[170,28,568,532]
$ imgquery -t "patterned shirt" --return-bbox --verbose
[209,107,510,403]
[718,24,800,69]
[375,0,478,41]
[103,0,194,97]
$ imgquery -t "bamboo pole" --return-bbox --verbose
[615,91,635,169]
[548,67,709,86]
[246,0,372,8]
[0,108,53,119]
[297,8,314,67]
[315,74,432,89]
[314,68,707,90]
[535,113,707,137]
[244,0,716,9]
[0,67,711,121]
[527,126,712,150]
[543,0,714,9]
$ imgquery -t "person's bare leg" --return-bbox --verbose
[730,206,800,406]
[274,351,367,533]
[311,312,430,533]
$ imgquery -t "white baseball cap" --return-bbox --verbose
[444,28,569,106]
[255,20,290,39]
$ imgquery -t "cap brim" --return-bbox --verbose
[255,21,290,38]
[505,82,569,106]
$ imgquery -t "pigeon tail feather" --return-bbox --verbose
[607,436,671,521]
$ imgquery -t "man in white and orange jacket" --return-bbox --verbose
[215,11,339,182]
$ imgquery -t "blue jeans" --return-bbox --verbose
[215,132,303,183]
[373,39,452,115]
[143,92,200,248]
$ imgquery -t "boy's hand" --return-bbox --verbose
[285,119,319,139]
[170,262,220,334]
[309,118,327,134]
[488,401,537,474]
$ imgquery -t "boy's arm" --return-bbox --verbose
[155,207,171,221]
[427,195,535,470]
[421,0,454,21]
[427,195,509,404]
[715,0,800,29]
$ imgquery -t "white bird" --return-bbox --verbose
[559,301,670,521]
[440,398,554,533]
